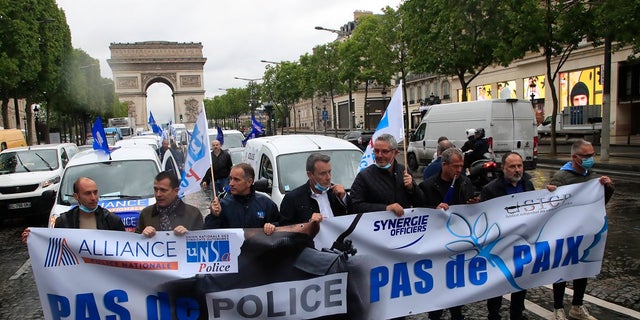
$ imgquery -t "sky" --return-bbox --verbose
[56,0,400,123]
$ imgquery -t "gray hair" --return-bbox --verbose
[306,153,331,172]
[233,163,255,181]
[570,139,592,156]
[442,148,463,164]
[376,133,398,150]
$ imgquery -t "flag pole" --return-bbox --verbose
[210,164,217,198]
[403,132,408,173]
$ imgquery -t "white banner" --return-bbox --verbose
[27,180,607,320]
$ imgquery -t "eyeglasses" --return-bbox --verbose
[373,148,394,155]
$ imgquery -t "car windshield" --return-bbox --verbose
[276,150,362,194]
[57,160,158,205]
[0,149,58,174]
[208,132,245,149]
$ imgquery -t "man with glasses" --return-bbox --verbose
[547,139,614,320]
[350,133,423,217]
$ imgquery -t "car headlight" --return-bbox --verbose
[42,176,61,188]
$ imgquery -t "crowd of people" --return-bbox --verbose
[21,134,613,320]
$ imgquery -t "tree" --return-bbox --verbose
[0,0,43,128]
[311,43,343,135]
[261,61,304,133]
[337,12,396,130]
[588,0,640,159]
[402,0,535,102]
[528,0,592,155]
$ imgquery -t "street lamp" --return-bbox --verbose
[314,26,351,38]
[234,76,261,82]
[235,76,261,117]
[33,104,40,144]
[260,60,281,65]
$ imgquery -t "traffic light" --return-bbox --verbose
[179,114,183,122]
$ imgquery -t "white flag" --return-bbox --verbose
[179,104,212,197]
[359,81,405,171]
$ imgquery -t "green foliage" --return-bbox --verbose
[401,0,537,101]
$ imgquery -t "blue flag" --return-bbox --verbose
[216,125,224,145]
[242,115,264,146]
[91,116,111,154]
[148,112,162,135]
[443,176,457,204]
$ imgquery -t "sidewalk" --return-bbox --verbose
[536,136,640,173]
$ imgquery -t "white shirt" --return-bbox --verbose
[310,188,334,218]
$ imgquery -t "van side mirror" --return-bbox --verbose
[253,178,271,194]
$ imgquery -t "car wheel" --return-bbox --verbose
[407,153,419,172]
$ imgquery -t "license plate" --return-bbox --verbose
[8,202,31,209]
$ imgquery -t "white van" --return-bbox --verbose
[0,143,78,223]
[46,146,164,231]
[244,135,363,208]
[407,99,538,170]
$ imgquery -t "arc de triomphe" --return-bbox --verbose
[107,41,207,130]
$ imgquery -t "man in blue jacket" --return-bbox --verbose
[206,163,279,235]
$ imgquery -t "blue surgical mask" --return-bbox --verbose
[312,178,330,193]
[581,157,595,170]
[314,182,330,193]
[79,204,98,213]
[375,162,392,170]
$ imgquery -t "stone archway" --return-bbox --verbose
[107,41,207,130]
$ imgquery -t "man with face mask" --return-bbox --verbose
[350,133,423,217]
[279,153,349,226]
[22,177,125,243]
[481,152,534,320]
[547,139,614,320]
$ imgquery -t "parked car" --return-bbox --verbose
[46,146,167,232]
[342,130,374,151]
[244,135,363,208]
[0,143,78,223]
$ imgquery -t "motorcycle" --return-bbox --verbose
[465,151,499,195]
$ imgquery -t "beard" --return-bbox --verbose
[506,173,522,184]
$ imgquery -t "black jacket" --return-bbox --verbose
[279,182,349,226]
[204,189,280,229]
[419,172,475,207]
[54,206,125,231]
[350,161,423,213]
[480,173,535,201]
[202,149,233,184]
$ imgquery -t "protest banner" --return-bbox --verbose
[28,180,606,319]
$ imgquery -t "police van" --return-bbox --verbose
[46,146,174,231]
[244,135,363,208]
